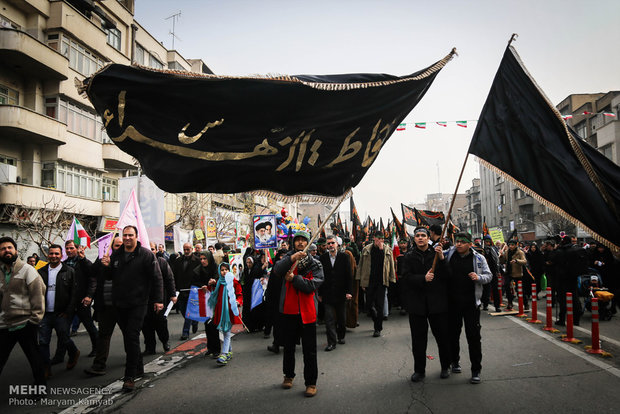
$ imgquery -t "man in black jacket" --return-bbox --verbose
[101,226,163,392]
[400,227,450,382]
[38,244,80,377]
[64,240,98,356]
[142,242,177,354]
[318,235,352,351]
[170,242,200,340]
[85,236,122,376]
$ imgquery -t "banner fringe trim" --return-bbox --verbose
[476,157,618,253]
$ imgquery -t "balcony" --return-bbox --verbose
[0,28,68,80]
[0,105,67,145]
[102,143,137,169]
[0,183,102,217]
[48,1,129,64]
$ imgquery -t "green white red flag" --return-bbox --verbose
[397,123,406,131]
[436,122,447,127]
[66,217,91,248]
[456,121,467,127]
[415,122,426,129]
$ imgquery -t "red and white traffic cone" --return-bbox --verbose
[542,287,559,332]
[561,292,581,344]
[527,283,542,324]
[516,280,526,318]
[585,298,610,356]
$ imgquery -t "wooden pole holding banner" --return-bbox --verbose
[431,153,470,273]
[286,189,352,276]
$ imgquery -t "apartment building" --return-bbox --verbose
[0,0,214,253]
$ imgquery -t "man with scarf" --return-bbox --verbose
[272,230,323,398]
[207,262,243,366]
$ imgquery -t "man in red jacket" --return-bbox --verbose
[272,230,323,398]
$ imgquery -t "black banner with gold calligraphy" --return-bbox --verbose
[83,50,455,197]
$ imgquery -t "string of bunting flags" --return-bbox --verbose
[397,111,616,131]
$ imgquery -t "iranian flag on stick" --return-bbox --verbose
[456,121,468,128]
[397,123,406,131]
[66,217,91,248]
[414,122,426,129]
[436,122,447,127]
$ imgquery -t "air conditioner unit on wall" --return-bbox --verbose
[0,164,17,183]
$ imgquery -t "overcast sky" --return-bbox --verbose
[134,0,620,220]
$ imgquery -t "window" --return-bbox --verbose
[600,144,613,161]
[102,177,118,201]
[42,163,102,199]
[575,121,587,139]
[135,43,145,65]
[105,27,121,51]
[149,54,163,69]
[55,35,106,77]
[0,14,20,29]
[0,155,16,166]
[0,85,19,105]
[45,97,105,142]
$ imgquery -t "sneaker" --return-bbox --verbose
[225,352,233,361]
[440,369,450,379]
[282,377,294,389]
[216,354,228,366]
[122,378,135,392]
[66,350,80,370]
[163,342,171,352]
[304,385,317,397]
[470,372,481,384]
[451,363,462,374]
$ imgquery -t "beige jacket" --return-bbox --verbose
[356,243,396,288]
[0,258,45,329]
[500,248,527,279]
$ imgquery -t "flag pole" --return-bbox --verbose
[105,229,118,256]
[431,153,470,272]
[285,189,351,277]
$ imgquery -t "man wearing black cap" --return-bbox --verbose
[445,232,492,384]
[401,227,451,382]
[357,231,396,337]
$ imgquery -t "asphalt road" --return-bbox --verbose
[2,301,620,414]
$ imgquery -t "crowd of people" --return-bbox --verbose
[0,225,618,399]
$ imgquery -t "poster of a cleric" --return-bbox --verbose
[253,215,277,249]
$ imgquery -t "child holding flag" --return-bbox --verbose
[207,262,243,366]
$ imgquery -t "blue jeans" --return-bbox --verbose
[39,313,78,365]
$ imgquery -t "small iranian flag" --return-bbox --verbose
[414,122,426,129]
[603,112,616,117]
[67,217,91,248]
[561,115,573,120]
[397,123,406,131]
[436,122,447,127]
[456,121,467,128]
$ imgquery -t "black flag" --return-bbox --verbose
[391,207,407,240]
[468,45,620,249]
[414,208,445,228]
[82,50,455,197]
